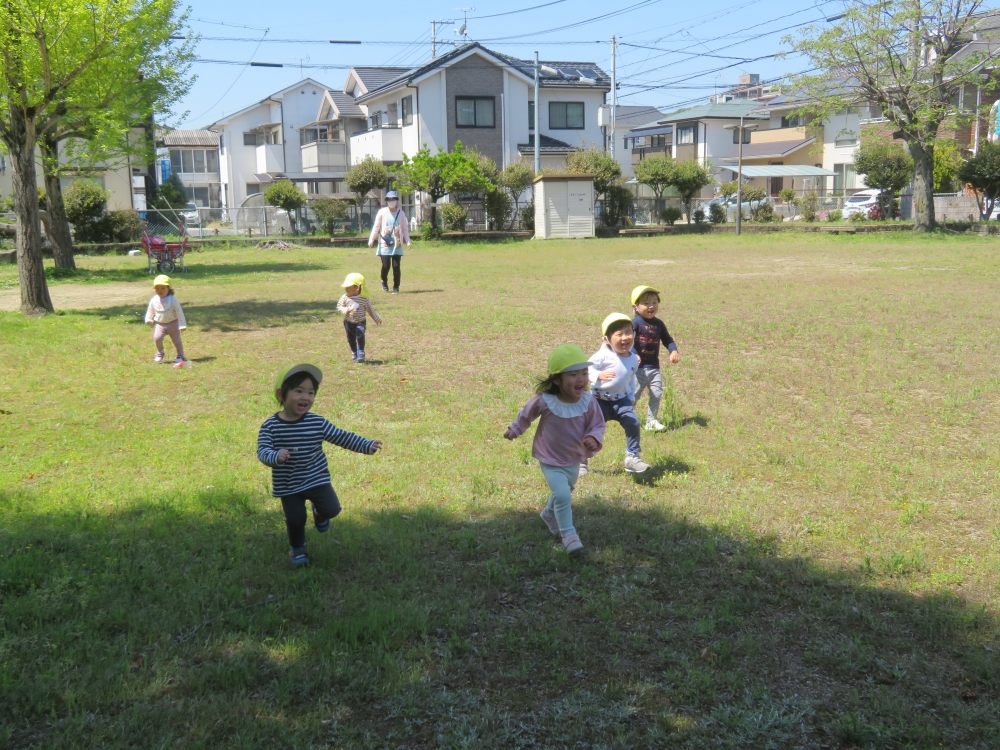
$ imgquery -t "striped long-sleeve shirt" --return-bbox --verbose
[337,294,381,325]
[257,411,376,496]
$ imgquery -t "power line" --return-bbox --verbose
[470,0,568,19]
[177,35,607,45]
[478,0,664,42]
[187,30,271,123]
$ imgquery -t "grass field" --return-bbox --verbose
[2,234,999,748]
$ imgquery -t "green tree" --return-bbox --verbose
[933,139,963,192]
[498,159,535,229]
[0,0,193,314]
[778,187,798,219]
[566,146,621,195]
[741,185,767,220]
[667,160,713,224]
[310,197,350,235]
[63,180,109,243]
[958,141,1000,220]
[264,180,306,234]
[853,140,913,219]
[787,0,995,231]
[719,180,739,203]
[344,155,391,215]
[634,154,674,223]
[393,142,487,238]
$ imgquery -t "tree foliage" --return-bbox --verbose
[719,181,739,203]
[393,142,488,238]
[498,159,535,229]
[310,197,350,235]
[344,156,391,209]
[0,0,193,313]
[668,160,713,224]
[958,140,1000,219]
[64,181,109,242]
[853,140,913,218]
[566,147,622,196]
[787,0,996,231]
[933,139,963,192]
[264,180,306,234]
[634,154,674,200]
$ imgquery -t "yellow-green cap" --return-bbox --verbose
[341,272,367,297]
[547,344,589,375]
[153,274,171,287]
[274,364,323,391]
[601,312,634,337]
[630,285,660,305]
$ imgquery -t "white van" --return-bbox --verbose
[842,189,881,218]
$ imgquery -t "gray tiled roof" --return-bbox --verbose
[159,129,220,147]
[516,134,577,153]
[349,67,411,94]
[656,101,770,122]
[327,90,364,118]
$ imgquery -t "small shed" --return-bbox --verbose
[533,174,595,239]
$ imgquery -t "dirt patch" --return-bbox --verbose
[0,282,148,312]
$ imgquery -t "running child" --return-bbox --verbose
[144,274,189,368]
[587,313,649,475]
[505,344,606,554]
[257,364,382,566]
[337,273,382,363]
[631,285,680,432]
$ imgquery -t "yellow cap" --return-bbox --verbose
[547,344,589,375]
[153,274,171,287]
[630,285,660,306]
[602,312,634,338]
[341,272,367,297]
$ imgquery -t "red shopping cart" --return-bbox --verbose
[141,228,187,274]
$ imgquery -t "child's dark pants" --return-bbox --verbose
[380,254,401,289]
[343,318,366,353]
[597,396,642,454]
[280,483,341,548]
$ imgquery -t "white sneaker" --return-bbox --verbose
[645,419,667,432]
[561,532,584,554]
[624,454,650,473]
[540,508,561,537]
[578,460,588,478]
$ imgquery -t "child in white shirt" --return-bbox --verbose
[587,313,649,474]
[144,274,188,368]
[336,272,381,363]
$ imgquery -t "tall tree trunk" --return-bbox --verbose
[40,136,75,269]
[8,108,53,315]
[909,141,936,232]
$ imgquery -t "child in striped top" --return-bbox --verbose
[257,364,383,566]
[337,272,381,363]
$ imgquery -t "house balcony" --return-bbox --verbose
[301,141,349,172]
[631,145,670,165]
[349,124,402,165]
[256,143,283,173]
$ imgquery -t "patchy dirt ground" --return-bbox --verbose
[0,282,148,312]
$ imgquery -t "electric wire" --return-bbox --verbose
[187,29,270,123]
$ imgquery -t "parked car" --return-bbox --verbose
[841,189,881,218]
[180,202,201,227]
[709,194,775,222]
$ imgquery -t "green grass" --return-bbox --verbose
[2,234,999,748]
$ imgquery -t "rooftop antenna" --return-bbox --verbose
[431,18,454,58]
[455,7,474,40]
[292,55,310,77]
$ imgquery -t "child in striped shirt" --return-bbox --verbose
[337,272,382,363]
[257,364,383,566]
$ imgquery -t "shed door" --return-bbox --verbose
[568,184,592,237]
[546,181,568,237]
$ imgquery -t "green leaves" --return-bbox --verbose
[958,141,1000,219]
[634,154,674,200]
[344,155,391,207]
[566,146,622,195]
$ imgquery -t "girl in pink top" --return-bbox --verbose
[504,344,606,554]
[367,190,411,294]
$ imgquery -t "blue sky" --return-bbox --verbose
[174,0,845,129]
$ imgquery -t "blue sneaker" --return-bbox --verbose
[356,350,366,363]
[312,504,330,533]
[351,351,358,362]
[289,546,309,566]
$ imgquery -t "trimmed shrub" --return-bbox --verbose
[799,191,818,222]
[849,209,866,222]
[439,202,468,231]
[692,207,706,224]
[107,210,142,242]
[751,201,775,223]
[709,202,726,224]
[65,181,111,243]
[661,206,683,225]
[827,209,842,222]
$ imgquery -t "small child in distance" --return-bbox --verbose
[337,273,381,363]
[631,285,680,432]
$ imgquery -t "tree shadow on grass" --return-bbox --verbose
[81,299,343,332]
[398,288,445,295]
[1,488,997,749]
[47,263,329,287]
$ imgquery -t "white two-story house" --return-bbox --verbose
[347,43,610,174]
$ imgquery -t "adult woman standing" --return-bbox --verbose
[367,190,411,294]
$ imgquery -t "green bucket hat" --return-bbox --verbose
[274,364,323,391]
[547,344,590,375]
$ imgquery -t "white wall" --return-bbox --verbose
[537,88,606,151]
[416,71,446,155]
[506,75,531,167]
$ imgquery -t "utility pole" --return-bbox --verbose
[430,19,454,59]
[610,35,617,160]
[534,51,540,173]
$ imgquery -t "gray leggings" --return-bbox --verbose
[635,366,663,422]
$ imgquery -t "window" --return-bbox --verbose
[651,134,667,147]
[528,100,534,130]
[833,163,856,192]
[246,183,260,195]
[219,135,224,154]
[193,150,205,173]
[206,150,219,172]
[732,128,751,144]
[169,149,219,174]
[834,133,858,147]
[243,132,258,146]
[402,95,413,126]
[181,150,194,174]
[835,107,858,115]
[456,96,495,127]
[549,101,584,129]
[676,124,695,145]
[781,114,803,128]
[170,150,181,175]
